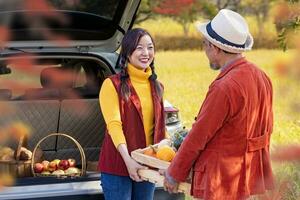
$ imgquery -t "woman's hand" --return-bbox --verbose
[123,156,147,182]
[117,144,147,182]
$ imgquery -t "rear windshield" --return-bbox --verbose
[0,0,128,41]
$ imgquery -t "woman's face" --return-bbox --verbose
[128,34,154,70]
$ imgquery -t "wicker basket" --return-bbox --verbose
[31,133,86,178]
[0,135,32,178]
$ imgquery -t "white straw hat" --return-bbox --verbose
[196,9,254,53]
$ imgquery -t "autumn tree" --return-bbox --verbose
[214,0,242,11]
[153,0,216,36]
[239,0,277,44]
[135,0,161,24]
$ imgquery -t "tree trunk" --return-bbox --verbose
[183,23,189,37]
[256,14,264,46]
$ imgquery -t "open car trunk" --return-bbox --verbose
[0,53,110,199]
[0,53,111,159]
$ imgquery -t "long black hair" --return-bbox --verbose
[119,28,163,101]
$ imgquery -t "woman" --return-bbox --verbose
[98,28,165,200]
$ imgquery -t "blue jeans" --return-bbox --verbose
[101,173,155,200]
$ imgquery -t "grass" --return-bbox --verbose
[155,49,300,199]
[155,50,299,139]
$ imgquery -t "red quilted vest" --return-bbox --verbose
[98,74,165,176]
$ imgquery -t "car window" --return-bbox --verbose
[0,59,105,100]
[0,64,52,98]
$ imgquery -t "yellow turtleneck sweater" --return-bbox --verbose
[99,63,154,148]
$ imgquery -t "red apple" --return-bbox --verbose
[42,160,49,171]
[58,159,69,170]
[67,158,76,167]
[48,161,57,172]
[34,163,44,173]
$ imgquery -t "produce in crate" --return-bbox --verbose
[131,139,191,195]
[132,139,176,170]
[143,146,157,157]
[171,128,189,151]
[156,145,176,162]
[141,141,176,162]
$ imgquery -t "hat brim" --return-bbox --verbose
[195,21,254,54]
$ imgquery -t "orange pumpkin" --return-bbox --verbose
[143,146,157,158]
[156,145,176,162]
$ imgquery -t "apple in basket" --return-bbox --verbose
[42,160,50,171]
[58,160,70,170]
[41,171,51,175]
[53,159,61,166]
[34,163,44,173]
[48,161,58,172]
[65,167,80,175]
[52,169,65,176]
[68,158,76,167]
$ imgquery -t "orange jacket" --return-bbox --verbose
[168,57,274,200]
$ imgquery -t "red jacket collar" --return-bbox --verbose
[216,57,247,80]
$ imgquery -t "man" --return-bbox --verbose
[163,9,274,200]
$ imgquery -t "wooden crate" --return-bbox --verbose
[138,169,191,194]
[132,144,191,194]
[131,144,170,170]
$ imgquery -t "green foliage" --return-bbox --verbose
[278,16,300,51]
[171,128,189,150]
[276,0,300,50]
[288,0,300,3]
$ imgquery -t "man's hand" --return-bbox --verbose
[161,169,179,193]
